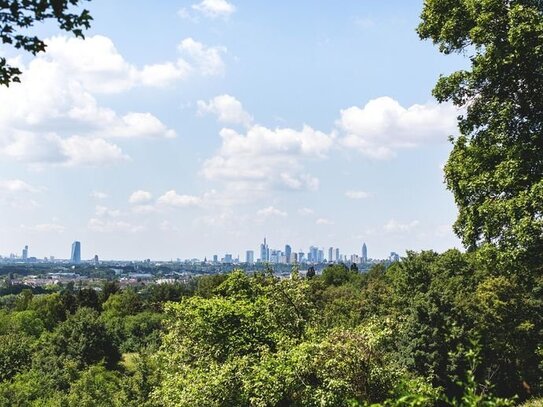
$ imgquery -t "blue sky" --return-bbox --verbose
[0,0,468,260]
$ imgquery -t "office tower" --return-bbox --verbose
[213,255,218,263]
[224,254,233,264]
[246,250,254,264]
[362,243,368,263]
[298,251,305,263]
[93,255,99,265]
[71,241,81,264]
[308,246,318,263]
[335,248,340,262]
[285,244,292,264]
[328,247,333,263]
[22,245,28,261]
[318,249,324,263]
[292,253,298,263]
[260,237,269,262]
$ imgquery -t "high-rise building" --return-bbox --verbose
[224,254,233,264]
[246,250,254,264]
[389,252,400,263]
[285,244,292,264]
[93,254,99,266]
[71,241,81,264]
[362,243,368,263]
[22,245,28,261]
[213,255,218,263]
[260,237,269,262]
[317,249,324,263]
[309,246,318,263]
[335,248,340,262]
[328,247,333,263]
[298,251,305,263]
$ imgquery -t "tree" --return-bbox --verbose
[0,0,92,86]
[418,0,543,268]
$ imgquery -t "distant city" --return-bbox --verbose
[1,238,401,266]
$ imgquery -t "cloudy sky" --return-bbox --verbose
[0,0,468,261]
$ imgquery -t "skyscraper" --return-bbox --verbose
[335,248,340,262]
[362,243,368,263]
[246,250,254,264]
[309,246,318,263]
[328,247,333,263]
[260,237,269,262]
[22,245,28,261]
[285,244,292,264]
[71,241,81,264]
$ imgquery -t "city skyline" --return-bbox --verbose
[0,1,464,260]
[2,238,386,264]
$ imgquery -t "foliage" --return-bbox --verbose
[0,0,92,85]
[418,0,543,268]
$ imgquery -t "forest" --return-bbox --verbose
[1,0,543,405]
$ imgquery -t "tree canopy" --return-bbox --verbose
[418,0,543,268]
[0,0,92,85]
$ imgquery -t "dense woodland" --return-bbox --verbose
[0,254,541,406]
[1,0,543,405]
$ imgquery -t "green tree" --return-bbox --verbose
[37,307,120,370]
[0,0,92,85]
[418,0,543,268]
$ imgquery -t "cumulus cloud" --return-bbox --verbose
[0,179,39,193]
[44,35,191,93]
[338,96,458,158]
[129,190,153,204]
[383,219,420,233]
[197,94,252,127]
[178,38,226,76]
[256,206,287,217]
[202,124,334,193]
[91,191,108,200]
[191,0,236,19]
[0,35,227,167]
[345,190,371,199]
[88,203,143,233]
[157,190,202,207]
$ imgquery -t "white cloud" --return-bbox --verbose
[22,223,66,233]
[60,136,129,166]
[157,190,202,207]
[0,34,229,167]
[91,191,108,200]
[44,35,191,93]
[192,0,236,18]
[95,205,121,218]
[197,94,252,127]
[129,190,153,204]
[256,206,287,217]
[88,218,144,233]
[0,179,39,193]
[338,96,457,158]
[345,190,371,199]
[316,218,334,225]
[202,124,334,193]
[383,219,420,233]
[178,38,226,76]
[298,207,315,216]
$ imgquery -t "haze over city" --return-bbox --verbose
[0,1,467,260]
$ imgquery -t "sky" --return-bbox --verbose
[0,0,469,261]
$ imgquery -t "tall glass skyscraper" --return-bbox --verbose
[71,241,81,263]
[362,243,368,263]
